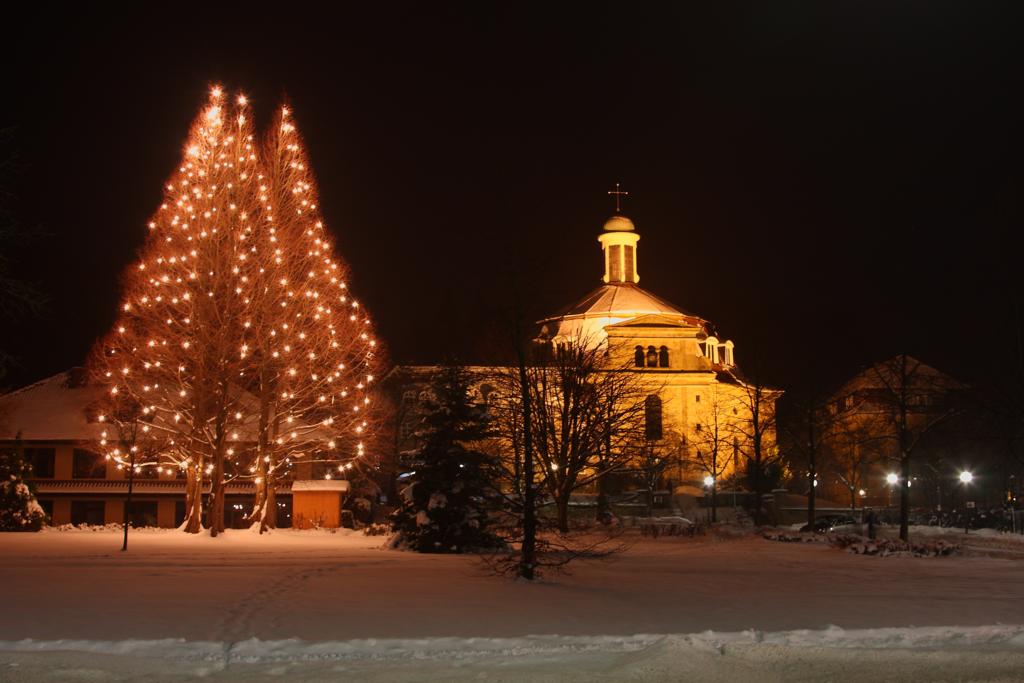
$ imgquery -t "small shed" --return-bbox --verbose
[291,479,350,529]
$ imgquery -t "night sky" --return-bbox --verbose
[3,4,1022,394]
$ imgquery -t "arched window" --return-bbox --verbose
[705,336,719,363]
[659,346,669,367]
[646,346,658,367]
[645,395,663,441]
[634,346,645,367]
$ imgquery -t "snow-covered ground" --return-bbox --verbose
[1,527,1023,681]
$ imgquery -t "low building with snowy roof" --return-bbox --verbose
[0,370,352,529]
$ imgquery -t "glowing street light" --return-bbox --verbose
[959,470,974,534]
[885,473,899,508]
[702,475,715,524]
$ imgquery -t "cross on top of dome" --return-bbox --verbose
[607,182,629,213]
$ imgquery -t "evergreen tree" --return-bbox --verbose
[90,87,261,535]
[0,445,46,531]
[89,88,383,535]
[391,366,503,553]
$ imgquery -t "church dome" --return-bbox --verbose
[603,214,635,232]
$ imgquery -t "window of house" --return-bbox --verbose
[659,346,669,367]
[70,500,105,526]
[644,395,663,441]
[128,501,159,527]
[25,447,55,478]
[623,246,635,281]
[695,394,701,403]
[646,346,658,367]
[634,346,645,367]
[72,449,106,479]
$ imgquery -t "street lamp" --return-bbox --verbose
[959,471,973,534]
[886,473,898,508]
[703,475,714,524]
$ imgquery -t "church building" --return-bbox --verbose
[391,197,780,495]
[533,201,778,489]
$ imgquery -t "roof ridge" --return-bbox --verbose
[0,371,70,400]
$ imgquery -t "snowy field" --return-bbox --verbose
[1,527,1023,681]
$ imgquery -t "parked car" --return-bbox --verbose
[800,515,863,534]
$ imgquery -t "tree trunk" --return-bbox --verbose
[209,458,226,537]
[122,442,135,551]
[596,472,611,524]
[807,416,817,528]
[247,454,268,529]
[182,459,204,534]
[209,437,227,537]
[556,494,570,533]
[209,393,229,537]
[899,451,911,541]
[517,350,536,581]
[596,488,611,523]
[710,483,717,523]
[807,472,816,527]
[263,484,277,532]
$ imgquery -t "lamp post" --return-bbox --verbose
[886,472,898,510]
[703,475,715,524]
[959,470,973,534]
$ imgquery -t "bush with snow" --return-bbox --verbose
[829,534,961,557]
[0,448,47,532]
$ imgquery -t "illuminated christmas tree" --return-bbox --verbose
[90,86,384,536]
[91,86,264,534]
[241,103,382,532]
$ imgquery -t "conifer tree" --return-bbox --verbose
[391,366,503,553]
[242,104,382,532]
[90,87,262,534]
[90,87,385,536]
[0,443,46,531]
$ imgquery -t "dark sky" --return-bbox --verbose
[2,4,1023,394]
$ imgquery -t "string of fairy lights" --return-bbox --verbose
[92,86,381,502]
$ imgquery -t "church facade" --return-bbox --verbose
[534,210,779,490]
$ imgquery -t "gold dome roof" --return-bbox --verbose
[603,214,635,232]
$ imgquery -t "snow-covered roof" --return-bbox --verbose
[0,371,105,442]
[291,479,350,493]
[537,283,708,344]
[544,282,698,322]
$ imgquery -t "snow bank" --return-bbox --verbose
[3,624,1024,683]
[3,624,1022,663]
